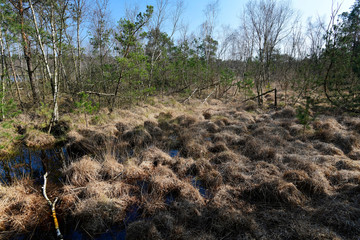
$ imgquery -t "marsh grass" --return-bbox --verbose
[2,97,360,239]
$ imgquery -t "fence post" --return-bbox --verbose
[274,88,277,109]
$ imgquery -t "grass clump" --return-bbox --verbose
[283,170,326,196]
[63,156,101,186]
[24,128,55,149]
[0,179,47,235]
[243,179,306,206]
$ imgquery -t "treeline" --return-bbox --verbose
[0,0,359,124]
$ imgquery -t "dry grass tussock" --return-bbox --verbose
[4,96,360,239]
[0,179,48,237]
[24,129,56,148]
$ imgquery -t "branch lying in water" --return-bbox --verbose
[42,172,63,240]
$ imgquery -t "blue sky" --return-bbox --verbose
[106,0,356,37]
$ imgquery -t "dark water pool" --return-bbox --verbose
[0,146,68,184]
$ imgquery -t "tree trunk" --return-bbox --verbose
[16,0,39,103]
[5,34,23,109]
[0,30,6,120]
[50,6,59,123]
[77,9,82,87]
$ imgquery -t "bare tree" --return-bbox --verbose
[169,0,184,39]
[89,0,112,94]
[71,0,88,86]
[151,0,169,30]
[241,0,294,104]
[9,0,40,103]
[201,0,219,64]
[307,17,326,58]
[5,35,23,108]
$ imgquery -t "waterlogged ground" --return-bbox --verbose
[1,98,360,240]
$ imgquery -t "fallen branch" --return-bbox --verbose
[78,91,115,97]
[42,172,63,240]
[202,88,216,104]
[242,89,276,103]
[182,88,198,103]
[242,88,277,108]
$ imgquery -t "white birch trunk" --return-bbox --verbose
[50,6,59,122]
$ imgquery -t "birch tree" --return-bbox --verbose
[29,0,60,123]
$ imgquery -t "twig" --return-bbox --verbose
[42,172,63,240]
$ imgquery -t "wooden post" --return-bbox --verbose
[274,88,277,109]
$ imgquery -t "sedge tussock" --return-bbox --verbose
[283,170,327,196]
[243,179,306,206]
[123,159,148,182]
[218,161,249,186]
[272,106,296,119]
[172,157,195,177]
[208,141,229,153]
[210,185,246,210]
[24,129,56,148]
[140,147,176,166]
[149,166,180,193]
[200,169,223,189]
[73,197,130,233]
[211,150,239,164]
[178,181,205,205]
[126,220,162,240]
[174,115,197,127]
[100,154,124,179]
[63,156,101,186]
[0,179,47,233]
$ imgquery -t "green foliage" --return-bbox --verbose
[197,35,218,62]
[75,92,99,127]
[237,75,255,99]
[0,91,21,120]
[296,97,315,134]
[220,68,235,86]
[113,6,154,104]
[322,0,360,112]
[90,113,108,125]
[2,121,13,129]
[115,5,153,56]
[36,102,53,128]
[75,92,98,115]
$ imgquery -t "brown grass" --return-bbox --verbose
[100,154,124,179]
[122,126,152,148]
[63,156,101,186]
[283,170,327,196]
[149,166,180,193]
[140,147,176,166]
[123,159,148,183]
[0,179,48,234]
[5,95,360,239]
[24,129,56,148]
[272,106,296,118]
[243,179,306,206]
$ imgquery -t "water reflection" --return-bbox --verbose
[0,146,68,184]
